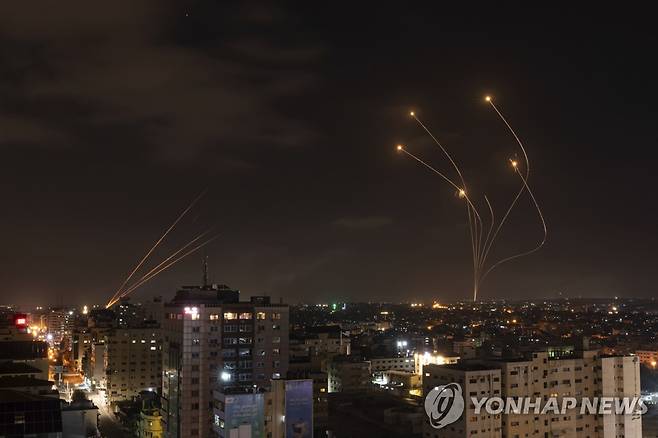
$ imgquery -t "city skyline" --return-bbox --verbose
[1,4,657,307]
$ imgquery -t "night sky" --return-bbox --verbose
[1,3,656,306]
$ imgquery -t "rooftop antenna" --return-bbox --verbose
[203,252,209,287]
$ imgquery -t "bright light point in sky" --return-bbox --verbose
[485,96,491,102]
[396,145,403,151]
[409,111,415,116]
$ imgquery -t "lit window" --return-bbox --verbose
[272,312,281,320]
[184,307,199,319]
[239,313,252,320]
[224,312,238,320]
[256,312,266,320]
[209,314,219,320]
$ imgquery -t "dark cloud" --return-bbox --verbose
[0,1,321,165]
[333,216,394,230]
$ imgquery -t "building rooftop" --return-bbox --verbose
[0,389,58,403]
[0,375,53,389]
[0,361,43,375]
[166,284,240,306]
[0,341,48,360]
[165,285,286,308]
[438,362,499,372]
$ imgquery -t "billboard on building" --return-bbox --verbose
[285,380,313,438]
[224,393,265,438]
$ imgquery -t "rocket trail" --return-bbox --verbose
[108,189,207,304]
[479,98,546,283]
[398,146,483,227]
[487,98,530,178]
[398,144,484,302]
[396,97,547,301]
[479,97,531,271]
[107,233,221,308]
[114,228,213,302]
[479,163,547,282]
[411,113,484,274]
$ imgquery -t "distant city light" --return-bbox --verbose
[220,371,231,382]
[46,333,53,341]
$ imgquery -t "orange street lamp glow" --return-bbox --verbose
[458,189,466,198]
[409,111,415,117]
[396,145,403,151]
[511,160,518,168]
[485,96,491,102]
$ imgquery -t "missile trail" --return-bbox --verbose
[115,228,213,301]
[397,146,483,227]
[108,189,207,304]
[479,162,547,282]
[411,113,484,274]
[107,233,221,308]
[396,97,547,301]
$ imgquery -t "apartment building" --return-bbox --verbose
[422,362,502,438]
[211,379,313,438]
[484,350,642,438]
[370,356,415,373]
[327,355,371,393]
[422,348,642,438]
[599,355,642,437]
[161,284,289,438]
[105,323,162,403]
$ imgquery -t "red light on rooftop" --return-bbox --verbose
[14,314,28,327]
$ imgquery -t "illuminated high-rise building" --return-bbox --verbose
[161,284,289,438]
[105,322,162,403]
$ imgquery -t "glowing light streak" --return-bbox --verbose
[108,189,207,304]
[106,233,220,307]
